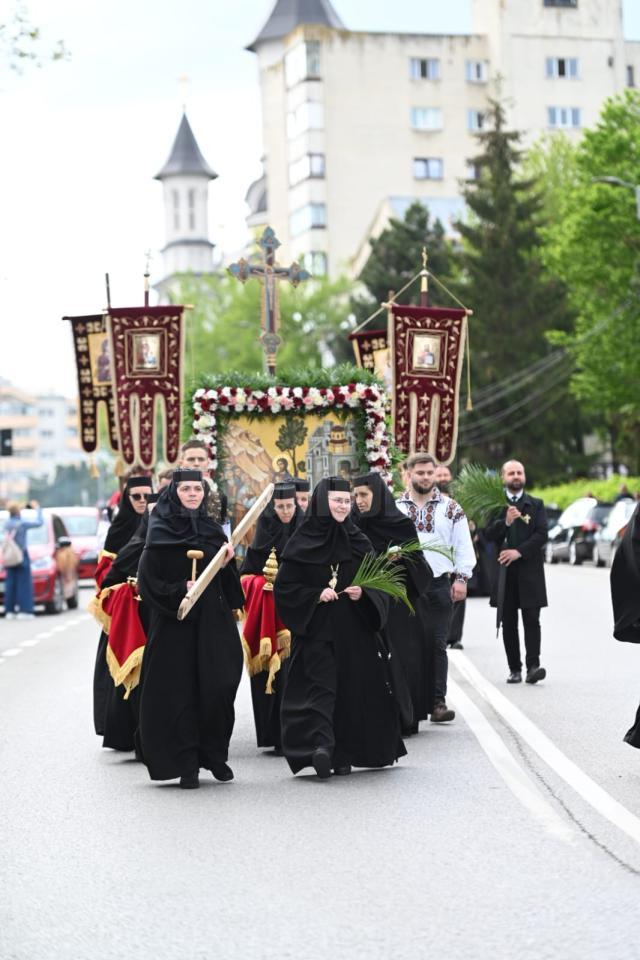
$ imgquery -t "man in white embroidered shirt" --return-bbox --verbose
[396,452,476,723]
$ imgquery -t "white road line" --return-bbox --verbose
[20,639,39,648]
[35,632,53,640]
[50,625,67,633]
[2,648,22,657]
[451,651,640,846]
[448,678,574,842]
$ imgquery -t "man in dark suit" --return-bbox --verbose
[485,460,548,685]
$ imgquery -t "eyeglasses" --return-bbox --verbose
[130,492,150,502]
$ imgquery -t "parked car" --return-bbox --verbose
[592,498,637,568]
[545,497,613,566]
[54,506,100,579]
[0,508,79,614]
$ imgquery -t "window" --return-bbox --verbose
[172,190,180,230]
[304,251,328,276]
[545,57,579,78]
[285,41,321,87]
[410,107,442,131]
[466,60,488,83]
[413,157,443,180]
[543,0,577,6]
[410,57,440,81]
[547,106,581,128]
[289,153,325,186]
[188,189,195,230]
[466,161,480,181]
[287,101,324,139]
[467,109,485,131]
[290,204,327,236]
[627,65,636,88]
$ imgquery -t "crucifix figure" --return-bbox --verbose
[227,226,310,375]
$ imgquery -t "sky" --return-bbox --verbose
[1,0,640,397]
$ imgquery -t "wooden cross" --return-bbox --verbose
[227,226,310,375]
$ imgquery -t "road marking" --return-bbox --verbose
[451,651,640,847]
[50,625,67,633]
[20,639,39,647]
[448,678,574,841]
[2,648,22,657]
[36,632,53,640]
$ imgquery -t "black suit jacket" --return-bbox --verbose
[485,492,548,609]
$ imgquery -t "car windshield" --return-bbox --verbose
[26,524,49,546]
[591,504,612,523]
[61,515,98,536]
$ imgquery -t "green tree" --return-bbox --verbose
[354,201,455,322]
[1,3,67,73]
[174,271,357,389]
[275,417,308,477]
[538,91,640,471]
[454,98,588,483]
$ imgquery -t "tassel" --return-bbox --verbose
[88,456,99,479]
[114,455,125,478]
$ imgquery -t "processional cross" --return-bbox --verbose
[227,226,310,375]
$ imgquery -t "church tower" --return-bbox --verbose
[154,113,217,301]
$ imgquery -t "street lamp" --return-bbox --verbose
[592,175,640,220]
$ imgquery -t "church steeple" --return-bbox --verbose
[246,0,345,52]
[154,113,217,301]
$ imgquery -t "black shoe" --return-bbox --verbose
[211,762,234,782]
[333,764,352,776]
[180,771,199,790]
[526,666,546,684]
[312,747,332,779]
[449,641,464,650]
[431,702,455,723]
[507,671,522,684]
[402,720,419,737]
[272,746,284,757]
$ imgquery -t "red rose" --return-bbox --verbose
[219,395,229,405]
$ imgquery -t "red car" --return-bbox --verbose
[0,509,79,614]
[55,506,101,579]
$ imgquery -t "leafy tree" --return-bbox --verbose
[275,417,308,477]
[354,201,455,322]
[1,2,67,73]
[538,91,640,471]
[28,462,114,508]
[454,98,588,483]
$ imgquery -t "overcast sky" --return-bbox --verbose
[2,0,639,397]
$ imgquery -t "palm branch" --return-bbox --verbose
[450,464,506,525]
[386,539,455,565]
[346,551,414,613]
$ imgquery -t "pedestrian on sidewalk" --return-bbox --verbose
[396,454,476,724]
[3,500,43,619]
[485,460,548,685]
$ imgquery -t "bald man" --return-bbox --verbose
[485,460,549,685]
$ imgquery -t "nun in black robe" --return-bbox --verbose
[274,477,406,778]
[93,476,153,738]
[97,496,159,752]
[136,470,244,788]
[610,504,640,747]
[239,483,304,752]
[352,472,434,735]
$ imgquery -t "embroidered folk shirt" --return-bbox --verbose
[395,488,476,580]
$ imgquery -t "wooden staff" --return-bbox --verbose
[187,549,204,581]
[177,483,274,621]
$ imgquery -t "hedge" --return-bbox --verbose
[530,474,639,510]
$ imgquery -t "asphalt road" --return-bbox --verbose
[2,565,640,960]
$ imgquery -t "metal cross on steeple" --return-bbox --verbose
[227,226,310,375]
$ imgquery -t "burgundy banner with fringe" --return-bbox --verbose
[390,304,467,464]
[106,306,185,467]
[66,314,119,453]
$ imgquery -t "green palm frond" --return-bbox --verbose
[348,551,414,613]
[451,464,506,525]
[386,539,455,565]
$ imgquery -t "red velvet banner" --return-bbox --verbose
[66,314,119,453]
[390,304,467,464]
[349,328,390,390]
[106,306,185,467]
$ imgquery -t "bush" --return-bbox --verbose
[530,474,639,510]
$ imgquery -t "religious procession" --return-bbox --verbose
[3,1,640,958]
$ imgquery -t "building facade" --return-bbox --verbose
[246,0,640,277]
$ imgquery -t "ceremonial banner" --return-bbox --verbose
[66,314,119,453]
[390,304,467,464]
[349,329,392,392]
[240,573,291,693]
[106,306,185,468]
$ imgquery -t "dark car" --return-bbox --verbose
[592,498,637,567]
[0,509,80,614]
[545,497,613,566]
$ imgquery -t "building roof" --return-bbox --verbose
[246,0,345,51]
[154,113,217,181]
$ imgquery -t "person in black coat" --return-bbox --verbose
[485,460,548,685]
[610,504,640,747]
